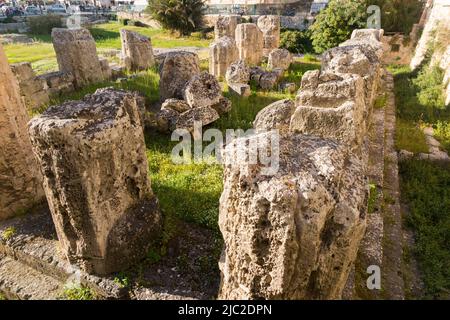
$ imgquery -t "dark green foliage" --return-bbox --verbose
[370,0,425,34]
[28,14,63,35]
[280,29,314,54]
[399,160,450,299]
[145,0,206,35]
[310,0,367,53]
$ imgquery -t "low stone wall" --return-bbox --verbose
[0,22,28,34]
[218,29,384,300]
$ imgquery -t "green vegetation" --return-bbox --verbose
[370,0,425,34]
[374,94,387,109]
[389,63,449,154]
[399,160,450,299]
[145,0,206,36]
[0,292,5,300]
[113,272,130,288]
[28,14,63,35]
[310,0,367,53]
[62,284,96,300]
[1,227,16,241]
[367,183,378,214]
[280,29,314,54]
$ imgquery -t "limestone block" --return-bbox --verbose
[28,88,162,275]
[291,71,367,147]
[215,15,240,40]
[0,44,44,220]
[11,62,49,111]
[183,72,222,109]
[235,23,264,66]
[209,36,239,78]
[267,48,292,70]
[257,15,281,56]
[52,28,105,88]
[226,60,250,84]
[253,99,295,132]
[218,133,367,299]
[159,51,200,101]
[175,106,220,132]
[120,29,155,71]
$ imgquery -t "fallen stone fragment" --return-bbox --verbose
[253,99,295,132]
[183,72,222,109]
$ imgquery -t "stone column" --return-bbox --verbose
[214,15,239,40]
[257,15,281,56]
[0,44,44,220]
[52,28,106,88]
[209,36,239,78]
[28,88,162,275]
[235,23,264,66]
[120,29,155,72]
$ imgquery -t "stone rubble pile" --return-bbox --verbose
[218,29,385,300]
[157,51,231,133]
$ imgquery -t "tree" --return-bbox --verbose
[310,0,368,54]
[146,0,206,36]
[370,0,425,34]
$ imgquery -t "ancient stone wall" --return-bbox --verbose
[218,29,385,300]
[0,44,44,221]
[10,62,49,111]
[28,88,161,275]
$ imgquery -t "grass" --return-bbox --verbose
[0,292,5,300]
[61,284,96,300]
[389,63,449,154]
[399,160,450,299]
[3,21,210,75]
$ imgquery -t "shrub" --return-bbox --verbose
[145,0,205,36]
[413,65,446,111]
[28,14,63,35]
[280,29,314,54]
[310,0,367,53]
[127,20,146,27]
[118,18,129,26]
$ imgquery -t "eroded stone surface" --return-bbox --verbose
[183,72,222,109]
[226,60,250,84]
[120,29,155,71]
[52,28,107,88]
[291,72,366,148]
[11,62,49,111]
[268,48,292,70]
[235,23,264,66]
[257,15,281,56]
[253,99,295,132]
[218,133,367,299]
[209,36,239,78]
[0,44,44,221]
[159,51,200,101]
[215,15,240,40]
[28,88,162,275]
